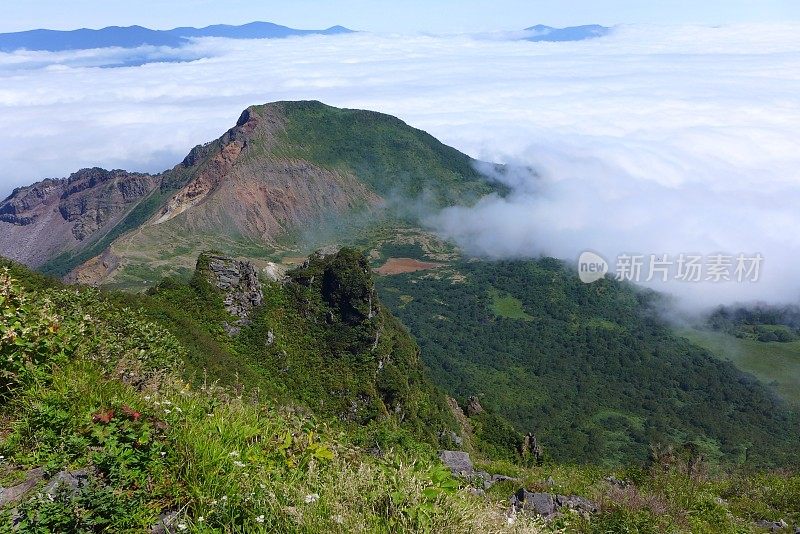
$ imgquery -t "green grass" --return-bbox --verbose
[680,328,800,406]
[489,289,533,321]
[0,266,538,532]
[265,100,504,207]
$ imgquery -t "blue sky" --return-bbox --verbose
[1,0,798,33]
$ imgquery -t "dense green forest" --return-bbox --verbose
[707,304,800,342]
[375,255,800,468]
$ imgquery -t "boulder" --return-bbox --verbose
[439,450,474,476]
[511,488,598,519]
[150,511,180,534]
[43,469,89,499]
[754,519,787,532]
[512,490,557,517]
[556,494,599,514]
[0,467,45,507]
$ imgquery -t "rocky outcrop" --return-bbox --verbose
[199,253,263,333]
[465,395,483,416]
[753,519,790,532]
[0,168,159,268]
[439,450,474,477]
[511,489,598,519]
[438,450,520,491]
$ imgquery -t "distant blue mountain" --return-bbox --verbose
[0,22,354,52]
[522,24,610,42]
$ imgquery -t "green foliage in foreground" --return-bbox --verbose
[2,261,799,532]
[376,257,800,468]
[0,267,530,532]
[112,248,459,446]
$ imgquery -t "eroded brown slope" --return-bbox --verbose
[69,104,382,285]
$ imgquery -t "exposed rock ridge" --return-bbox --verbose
[152,105,285,225]
[200,253,263,333]
[0,168,159,267]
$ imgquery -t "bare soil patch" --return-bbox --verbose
[375,257,444,275]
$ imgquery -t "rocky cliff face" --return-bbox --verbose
[197,253,264,334]
[0,168,158,267]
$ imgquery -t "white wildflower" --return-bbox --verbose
[304,493,319,504]
[507,509,517,525]
[259,483,266,489]
[228,451,240,457]
[198,516,204,523]
[221,496,228,501]
[177,523,187,531]
[160,452,166,457]
[233,460,246,468]
[164,409,171,414]
[255,515,265,523]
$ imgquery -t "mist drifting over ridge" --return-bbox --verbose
[1,23,799,309]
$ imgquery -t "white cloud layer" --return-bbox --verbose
[1,24,799,308]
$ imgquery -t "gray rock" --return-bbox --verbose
[439,450,474,476]
[513,489,557,517]
[511,488,598,519]
[150,511,179,534]
[0,467,45,507]
[43,469,89,499]
[754,519,786,532]
[465,396,484,416]
[604,475,629,488]
[556,494,599,514]
[202,254,264,332]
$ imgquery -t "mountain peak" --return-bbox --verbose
[0,22,355,53]
[522,24,611,42]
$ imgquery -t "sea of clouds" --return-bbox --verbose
[1,24,799,309]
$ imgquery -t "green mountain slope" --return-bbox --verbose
[374,253,800,468]
[682,328,800,406]
[267,100,500,204]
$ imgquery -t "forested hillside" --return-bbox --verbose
[375,254,800,468]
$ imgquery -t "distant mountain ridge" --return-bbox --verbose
[522,24,610,42]
[0,22,354,52]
